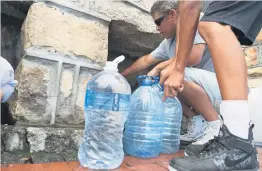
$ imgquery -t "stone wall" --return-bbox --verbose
[1,125,83,164]
[244,29,262,89]
[9,2,108,127]
[2,0,163,164]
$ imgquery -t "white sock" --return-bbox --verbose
[220,100,249,139]
[207,120,222,136]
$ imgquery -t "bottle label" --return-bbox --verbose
[85,90,130,111]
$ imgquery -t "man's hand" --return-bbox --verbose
[159,62,184,101]
[148,59,173,77]
[147,67,161,77]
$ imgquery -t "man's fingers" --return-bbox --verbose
[159,72,167,85]
[176,84,184,92]
[163,84,174,101]
[170,87,177,97]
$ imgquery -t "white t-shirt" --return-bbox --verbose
[0,56,17,102]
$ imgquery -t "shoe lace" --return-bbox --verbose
[192,124,213,144]
[199,132,228,157]
[187,118,196,137]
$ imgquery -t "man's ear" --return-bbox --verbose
[170,9,177,18]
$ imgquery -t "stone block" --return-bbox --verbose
[1,125,28,152]
[22,2,109,65]
[9,48,101,125]
[27,127,84,153]
[248,67,262,78]
[9,55,58,124]
[31,152,64,163]
[245,46,258,67]
[88,0,163,57]
[1,151,31,164]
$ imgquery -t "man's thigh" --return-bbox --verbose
[184,67,221,113]
[201,1,262,46]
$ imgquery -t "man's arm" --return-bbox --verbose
[159,1,201,99]
[174,1,201,71]
[187,43,205,66]
[121,54,161,77]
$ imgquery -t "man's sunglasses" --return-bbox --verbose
[154,10,172,26]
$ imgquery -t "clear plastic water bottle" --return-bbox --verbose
[152,83,183,154]
[123,75,164,158]
[78,56,131,169]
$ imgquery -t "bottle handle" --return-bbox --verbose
[113,55,125,64]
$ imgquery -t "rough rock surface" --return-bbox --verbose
[1,126,28,152]
[248,67,262,78]
[1,125,83,164]
[9,55,57,124]
[22,2,109,65]
[27,127,83,153]
[9,49,101,125]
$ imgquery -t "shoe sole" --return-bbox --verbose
[168,165,259,171]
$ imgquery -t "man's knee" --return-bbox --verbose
[198,21,232,41]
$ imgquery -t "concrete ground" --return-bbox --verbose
[1,149,262,171]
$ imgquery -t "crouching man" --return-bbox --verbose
[121,0,222,145]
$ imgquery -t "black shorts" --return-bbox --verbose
[201,1,262,46]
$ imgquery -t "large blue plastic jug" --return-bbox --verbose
[152,84,183,154]
[78,56,131,169]
[123,75,164,158]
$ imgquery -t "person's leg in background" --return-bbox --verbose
[181,102,197,119]
[177,68,222,144]
[178,101,207,144]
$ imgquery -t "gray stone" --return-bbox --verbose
[1,125,28,152]
[27,127,47,153]
[61,151,78,162]
[1,151,31,164]
[9,56,57,124]
[31,152,64,163]
[27,127,84,153]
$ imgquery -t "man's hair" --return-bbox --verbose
[150,0,178,16]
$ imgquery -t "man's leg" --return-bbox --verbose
[198,22,250,139]
[168,2,261,171]
[177,68,222,144]
[179,97,197,118]
[179,81,218,121]
[179,101,206,144]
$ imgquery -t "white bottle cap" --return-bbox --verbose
[104,55,125,71]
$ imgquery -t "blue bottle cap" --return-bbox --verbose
[136,75,160,86]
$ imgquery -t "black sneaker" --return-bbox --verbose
[184,123,255,156]
[169,125,259,171]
